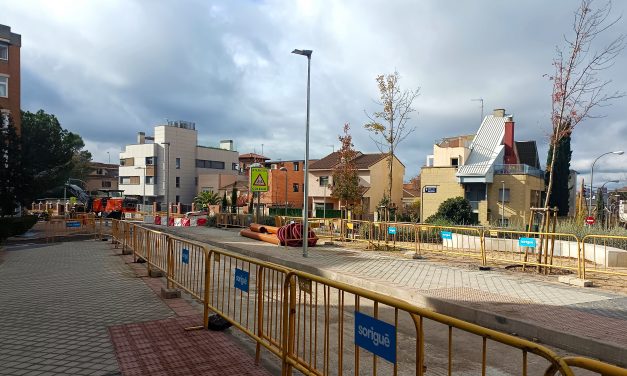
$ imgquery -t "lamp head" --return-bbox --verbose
[613,151,624,155]
[292,49,312,57]
[279,167,287,171]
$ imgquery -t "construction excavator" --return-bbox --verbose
[65,184,138,219]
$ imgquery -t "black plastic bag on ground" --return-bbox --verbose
[207,314,232,331]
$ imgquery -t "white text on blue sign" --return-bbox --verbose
[519,237,537,247]
[234,268,249,293]
[388,227,397,235]
[441,231,453,240]
[354,311,396,364]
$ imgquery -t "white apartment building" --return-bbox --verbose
[118,121,239,207]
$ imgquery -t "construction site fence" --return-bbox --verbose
[276,217,627,280]
[44,216,112,242]
[216,213,254,228]
[108,219,626,376]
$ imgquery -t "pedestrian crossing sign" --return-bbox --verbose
[250,167,269,192]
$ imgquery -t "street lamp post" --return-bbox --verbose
[292,48,312,258]
[161,142,171,225]
[589,151,623,216]
[501,181,505,227]
[597,180,619,225]
[280,167,288,217]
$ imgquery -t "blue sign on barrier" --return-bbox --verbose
[441,231,453,240]
[388,227,397,235]
[354,311,396,363]
[234,268,249,293]
[182,248,189,264]
[519,237,537,247]
[66,221,81,228]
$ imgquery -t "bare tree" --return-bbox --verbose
[544,0,625,213]
[364,71,420,202]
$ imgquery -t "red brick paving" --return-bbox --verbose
[109,316,272,376]
[111,251,273,375]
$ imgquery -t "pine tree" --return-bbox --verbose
[545,134,572,216]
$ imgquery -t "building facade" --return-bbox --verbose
[262,160,306,209]
[118,121,239,207]
[0,24,21,132]
[308,152,405,215]
[421,109,545,226]
[85,162,119,195]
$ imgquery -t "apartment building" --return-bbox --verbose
[85,162,119,195]
[0,24,21,132]
[118,121,239,207]
[421,109,544,225]
[308,152,405,215]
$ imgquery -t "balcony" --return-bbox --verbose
[494,164,544,178]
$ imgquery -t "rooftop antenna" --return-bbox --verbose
[471,98,484,124]
[328,144,335,153]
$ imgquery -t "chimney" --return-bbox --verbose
[137,132,145,144]
[493,108,506,117]
[503,115,518,164]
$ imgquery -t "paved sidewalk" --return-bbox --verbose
[162,226,627,367]
[0,240,272,375]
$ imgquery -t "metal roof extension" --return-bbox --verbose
[456,115,506,183]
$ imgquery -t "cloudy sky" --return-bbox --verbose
[2,0,626,187]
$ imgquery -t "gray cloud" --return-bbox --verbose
[1,0,626,189]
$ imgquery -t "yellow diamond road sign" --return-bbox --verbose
[250,167,269,192]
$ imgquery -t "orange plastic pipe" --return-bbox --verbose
[239,229,281,245]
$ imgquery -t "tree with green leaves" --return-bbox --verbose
[426,197,476,225]
[545,133,572,216]
[194,190,221,210]
[0,113,22,216]
[331,124,363,208]
[222,191,228,212]
[20,110,89,203]
[364,71,420,202]
[230,184,237,213]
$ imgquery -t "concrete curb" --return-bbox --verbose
[198,235,627,367]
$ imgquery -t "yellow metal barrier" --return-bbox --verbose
[559,357,627,376]
[45,217,97,242]
[110,221,626,375]
[281,269,577,376]
[483,229,581,275]
[216,213,254,228]
[580,235,627,279]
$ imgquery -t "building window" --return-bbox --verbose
[120,176,131,185]
[293,183,299,192]
[201,187,214,193]
[319,176,329,186]
[146,156,156,165]
[0,76,7,98]
[175,195,180,204]
[146,176,154,185]
[101,181,112,188]
[96,168,104,175]
[0,44,7,60]
[176,158,181,169]
[196,159,225,169]
[232,163,238,171]
[293,162,299,171]
[498,188,510,203]
[195,177,198,186]
[176,176,180,188]
[451,158,459,167]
